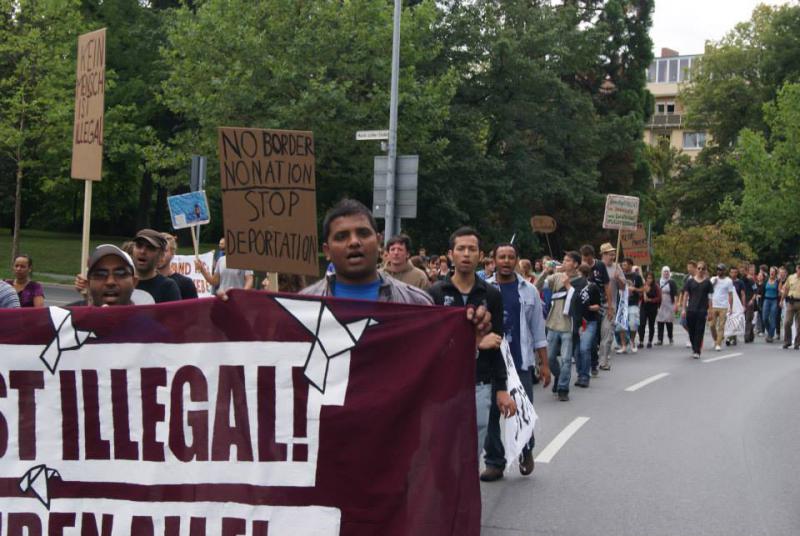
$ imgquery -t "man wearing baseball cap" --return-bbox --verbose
[70,245,139,306]
[131,229,181,303]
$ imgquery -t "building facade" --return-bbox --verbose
[644,48,709,158]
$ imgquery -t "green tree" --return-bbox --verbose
[730,82,800,262]
[653,222,753,271]
[0,0,85,261]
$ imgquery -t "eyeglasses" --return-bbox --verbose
[89,268,134,281]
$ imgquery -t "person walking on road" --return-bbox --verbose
[428,227,517,464]
[617,258,643,354]
[762,267,780,343]
[5,255,45,307]
[656,266,678,345]
[598,243,623,370]
[537,251,581,401]
[743,264,758,343]
[708,264,734,351]
[639,271,661,348]
[682,261,714,359]
[781,263,800,349]
[482,243,551,481]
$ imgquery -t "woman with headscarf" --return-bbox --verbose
[656,266,678,345]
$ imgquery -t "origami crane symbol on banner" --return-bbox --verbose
[39,306,95,374]
[19,465,61,509]
[276,298,377,394]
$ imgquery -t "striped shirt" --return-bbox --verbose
[0,281,21,308]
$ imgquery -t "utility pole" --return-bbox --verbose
[384,0,402,244]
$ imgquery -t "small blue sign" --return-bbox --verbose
[167,191,210,229]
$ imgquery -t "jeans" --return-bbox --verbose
[783,301,800,347]
[578,320,598,383]
[762,298,777,339]
[599,314,615,367]
[475,383,492,461]
[484,368,535,469]
[638,303,658,344]
[744,302,755,342]
[657,321,673,343]
[547,329,573,393]
[686,311,707,354]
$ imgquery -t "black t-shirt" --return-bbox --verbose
[743,276,757,302]
[625,272,644,306]
[588,260,610,303]
[137,274,181,303]
[684,278,714,312]
[169,272,199,300]
[580,282,602,322]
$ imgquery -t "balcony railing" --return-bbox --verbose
[647,114,683,128]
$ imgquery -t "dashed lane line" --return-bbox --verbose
[534,417,590,464]
[624,372,671,392]
[702,352,743,364]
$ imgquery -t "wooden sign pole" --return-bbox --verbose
[80,180,93,276]
[544,233,553,258]
[190,225,200,259]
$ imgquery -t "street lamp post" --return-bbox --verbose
[384,0,402,243]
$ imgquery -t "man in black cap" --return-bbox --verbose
[131,229,181,303]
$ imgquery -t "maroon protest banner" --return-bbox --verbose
[0,292,479,535]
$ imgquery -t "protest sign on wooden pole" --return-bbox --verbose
[530,215,557,257]
[603,194,639,269]
[71,28,106,275]
[217,127,319,277]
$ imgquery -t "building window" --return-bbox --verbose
[666,103,675,114]
[668,59,678,82]
[657,59,666,82]
[648,62,657,83]
[680,58,691,82]
[656,103,665,113]
[683,131,707,149]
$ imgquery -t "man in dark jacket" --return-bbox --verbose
[428,227,516,466]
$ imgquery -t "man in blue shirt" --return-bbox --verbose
[482,243,550,481]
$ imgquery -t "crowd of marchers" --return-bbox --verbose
[2,199,800,484]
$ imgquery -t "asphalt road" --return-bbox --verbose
[42,282,81,306]
[480,328,800,536]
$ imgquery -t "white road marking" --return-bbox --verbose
[534,417,590,464]
[624,372,670,392]
[702,352,743,363]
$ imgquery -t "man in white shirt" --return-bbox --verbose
[709,263,734,351]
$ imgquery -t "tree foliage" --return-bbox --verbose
[653,222,754,271]
[1,0,656,264]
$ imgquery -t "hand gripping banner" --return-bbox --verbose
[0,291,480,535]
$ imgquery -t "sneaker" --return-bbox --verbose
[783,344,790,349]
[669,339,674,345]
[574,380,589,388]
[646,342,652,349]
[692,353,700,359]
[632,345,638,354]
[480,465,504,482]
[794,345,799,350]
[591,367,599,377]
[685,341,692,348]
[655,341,663,346]
[519,450,535,476]
[558,391,569,402]
[599,365,611,371]
[714,345,721,351]
[616,347,626,354]
[637,342,644,349]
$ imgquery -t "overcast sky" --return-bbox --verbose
[650,0,794,56]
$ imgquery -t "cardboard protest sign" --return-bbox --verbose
[71,28,106,181]
[530,215,557,234]
[171,250,215,297]
[168,191,211,229]
[218,127,318,276]
[603,194,639,231]
[0,293,480,535]
[500,339,537,465]
[620,223,651,265]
